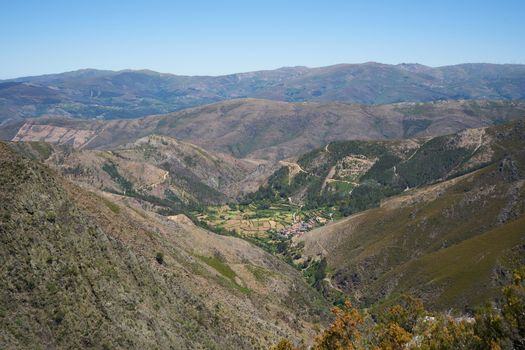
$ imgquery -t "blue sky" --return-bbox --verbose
[1,0,524,78]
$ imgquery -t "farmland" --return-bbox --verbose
[194,203,334,239]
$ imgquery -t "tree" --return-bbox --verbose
[415,314,482,350]
[379,295,425,334]
[269,267,525,350]
[474,267,525,349]
[473,303,505,349]
[313,258,328,288]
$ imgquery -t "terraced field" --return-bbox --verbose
[195,203,332,238]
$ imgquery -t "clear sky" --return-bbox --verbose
[1,0,524,78]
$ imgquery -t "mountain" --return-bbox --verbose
[287,120,525,309]
[1,62,525,123]
[0,141,329,349]
[8,98,525,161]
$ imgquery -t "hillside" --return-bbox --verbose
[293,120,525,309]
[249,118,518,216]
[0,141,329,349]
[9,98,525,161]
[10,135,272,206]
[1,63,525,123]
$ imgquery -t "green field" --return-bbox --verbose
[194,203,332,238]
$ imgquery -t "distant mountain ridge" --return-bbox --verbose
[7,98,525,161]
[1,62,525,122]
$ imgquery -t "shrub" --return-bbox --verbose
[314,301,364,350]
[271,268,525,350]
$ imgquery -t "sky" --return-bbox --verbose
[1,0,524,79]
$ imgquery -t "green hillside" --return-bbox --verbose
[250,120,513,217]
[295,120,525,309]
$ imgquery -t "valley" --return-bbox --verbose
[191,121,525,310]
[1,65,525,349]
[193,203,332,252]
[3,1,525,347]
[11,113,523,310]
[0,142,330,349]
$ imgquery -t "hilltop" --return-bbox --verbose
[10,135,274,208]
[247,118,522,214]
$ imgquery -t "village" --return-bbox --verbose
[276,215,328,237]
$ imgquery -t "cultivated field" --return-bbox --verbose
[195,203,330,238]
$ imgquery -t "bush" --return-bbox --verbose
[272,267,525,350]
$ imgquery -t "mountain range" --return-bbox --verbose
[1,62,525,123]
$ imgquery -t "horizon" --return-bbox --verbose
[1,0,524,79]
[4,61,525,80]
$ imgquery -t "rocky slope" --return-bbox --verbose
[8,98,525,161]
[0,141,329,349]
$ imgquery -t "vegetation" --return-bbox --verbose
[0,141,330,349]
[245,140,406,217]
[102,161,134,193]
[273,268,525,349]
[246,120,509,220]
[2,88,525,349]
[99,195,121,214]
[395,136,472,187]
[194,203,329,237]
[99,161,197,215]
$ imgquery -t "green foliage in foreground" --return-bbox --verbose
[272,267,525,349]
